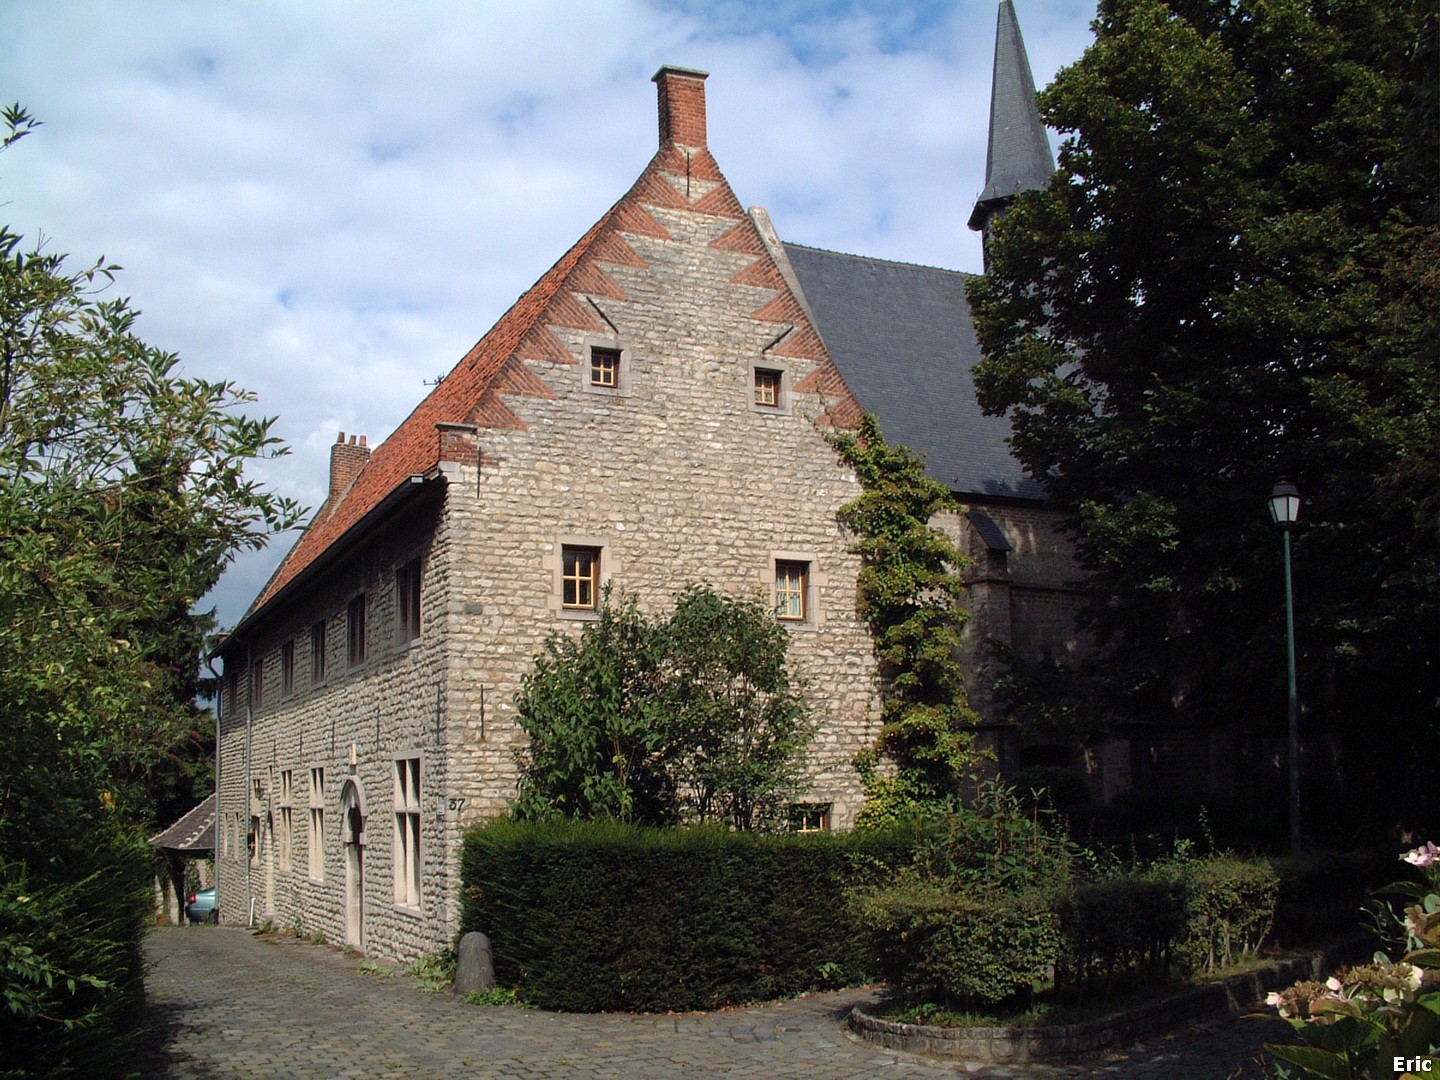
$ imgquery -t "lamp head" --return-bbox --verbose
[1269,480,1301,527]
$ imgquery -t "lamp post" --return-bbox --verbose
[1268,480,1301,854]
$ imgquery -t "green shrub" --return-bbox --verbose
[1170,855,1279,973]
[0,830,152,1079]
[1053,874,1186,994]
[854,881,1060,1009]
[459,818,914,1012]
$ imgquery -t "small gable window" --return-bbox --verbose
[590,347,620,389]
[754,368,781,407]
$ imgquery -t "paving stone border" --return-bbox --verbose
[848,937,1372,1065]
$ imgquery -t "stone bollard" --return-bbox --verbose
[453,931,495,996]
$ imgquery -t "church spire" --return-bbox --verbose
[967,0,1055,239]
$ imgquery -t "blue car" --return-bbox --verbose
[185,887,218,924]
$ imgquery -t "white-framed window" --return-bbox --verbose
[278,769,294,872]
[395,560,422,644]
[310,619,327,685]
[308,767,325,882]
[393,756,421,910]
[347,594,367,667]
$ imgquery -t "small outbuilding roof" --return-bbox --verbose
[148,794,216,854]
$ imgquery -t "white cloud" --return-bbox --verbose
[0,0,1094,628]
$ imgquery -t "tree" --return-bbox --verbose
[966,0,1439,829]
[661,585,816,830]
[512,591,674,825]
[0,104,302,1073]
[513,585,816,829]
[829,415,983,828]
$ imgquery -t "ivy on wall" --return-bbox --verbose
[830,414,985,827]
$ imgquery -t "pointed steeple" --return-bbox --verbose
[967,0,1055,237]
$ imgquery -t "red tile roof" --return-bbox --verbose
[234,146,861,633]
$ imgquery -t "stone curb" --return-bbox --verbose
[848,937,1373,1065]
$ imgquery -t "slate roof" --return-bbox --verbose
[968,0,1056,229]
[148,794,216,854]
[782,242,1046,501]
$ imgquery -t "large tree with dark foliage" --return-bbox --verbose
[967,0,1438,830]
[0,105,301,1074]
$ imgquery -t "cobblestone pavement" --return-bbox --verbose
[138,927,1292,1079]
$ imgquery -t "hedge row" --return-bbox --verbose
[458,818,914,1012]
[857,855,1283,1008]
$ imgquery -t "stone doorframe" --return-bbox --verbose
[338,777,367,953]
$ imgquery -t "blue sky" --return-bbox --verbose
[0,0,1096,629]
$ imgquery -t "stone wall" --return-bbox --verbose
[217,489,457,962]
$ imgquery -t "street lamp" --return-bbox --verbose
[1268,480,1301,854]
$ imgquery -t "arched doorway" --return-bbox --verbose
[339,778,366,952]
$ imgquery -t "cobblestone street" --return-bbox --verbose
[137,927,1290,1078]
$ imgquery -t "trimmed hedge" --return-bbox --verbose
[854,882,1060,1008]
[459,818,914,1012]
[1170,855,1278,973]
[1054,875,1186,992]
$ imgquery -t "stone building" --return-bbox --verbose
[214,2,1085,962]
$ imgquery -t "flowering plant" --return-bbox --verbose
[1263,843,1439,1079]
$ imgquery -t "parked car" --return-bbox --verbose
[185,887,217,924]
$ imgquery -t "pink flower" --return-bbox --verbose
[1400,841,1440,869]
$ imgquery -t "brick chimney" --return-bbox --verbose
[329,432,370,499]
[652,65,709,149]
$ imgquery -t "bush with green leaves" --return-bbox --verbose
[459,817,914,1011]
[1263,842,1439,1079]
[513,585,815,829]
[854,881,1060,1010]
[850,781,1075,1009]
[1172,855,1280,974]
[1053,874,1187,995]
[0,105,300,1075]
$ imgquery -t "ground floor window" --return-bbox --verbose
[393,756,421,908]
[308,767,325,881]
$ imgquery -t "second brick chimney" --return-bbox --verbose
[652,65,709,149]
[329,432,370,499]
